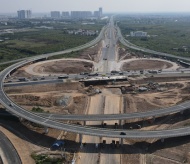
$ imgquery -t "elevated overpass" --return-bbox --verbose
[1,19,190,140]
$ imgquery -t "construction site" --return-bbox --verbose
[1,17,190,164]
[1,39,190,164]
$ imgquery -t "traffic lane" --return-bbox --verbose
[0,131,21,164]
[3,79,64,87]
[38,101,190,121]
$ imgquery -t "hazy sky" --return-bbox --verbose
[1,0,190,13]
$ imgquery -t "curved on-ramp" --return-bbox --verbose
[0,24,190,139]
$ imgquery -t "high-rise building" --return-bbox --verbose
[99,7,103,17]
[62,12,70,17]
[94,11,100,17]
[71,11,92,18]
[26,10,32,18]
[17,10,32,19]
[94,8,103,18]
[50,11,61,18]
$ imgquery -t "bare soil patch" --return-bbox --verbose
[6,82,87,114]
[11,68,32,78]
[34,60,93,74]
[79,42,102,62]
[122,60,173,71]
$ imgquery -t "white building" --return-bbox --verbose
[130,31,147,37]
[71,11,92,18]
[62,12,70,17]
[17,10,32,19]
[51,11,61,18]
[99,7,103,17]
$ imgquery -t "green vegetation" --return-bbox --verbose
[32,107,45,113]
[0,19,106,63]
[0,63,16,72]
[48,50,82,60]
[117,15,190,57]
[0,29,95,62]
[31,153,64,164]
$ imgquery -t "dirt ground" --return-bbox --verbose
[118,47,133,60]
[79,42,102,62]
[33,60,93,74]
[11,68,32,78]
[6,82,87,115]
[122,60,173,71]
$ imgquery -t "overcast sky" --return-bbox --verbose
[1,0,190,13]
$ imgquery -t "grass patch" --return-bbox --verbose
[48,50,82,60]
[32,107,44,113]
[0,29,95,63]
[31,153,64,164]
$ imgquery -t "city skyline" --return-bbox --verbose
[1,0,190,13]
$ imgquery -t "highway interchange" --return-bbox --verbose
[1,16,190,140]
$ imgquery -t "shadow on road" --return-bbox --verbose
[0,109,190,154]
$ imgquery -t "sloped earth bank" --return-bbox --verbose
[121,59,174,71]
[33,60,93,74]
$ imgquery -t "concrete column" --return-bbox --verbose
[120,138,124,146]
[99,137,102,143]
[161,138,165,143]
[79,134,83,143]
[142,118,145,127]
[44,127,49,134]
[19,117,23,121]
[180,110,184,115]
[83,121,86,126]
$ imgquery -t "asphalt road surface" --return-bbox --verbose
[0,131,21,164]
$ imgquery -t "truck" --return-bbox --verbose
[88,73,98,76]
[58,75,69,79]
[148,70,158,74]
[140,70,144,74]
[18,77,28,81]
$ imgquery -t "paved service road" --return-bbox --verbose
[0,131,21,164]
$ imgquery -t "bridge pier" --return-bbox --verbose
[83,121,86,126]
[99,136,102,143]
[180,110,184,115]
[161,138,165,143]
[120,138,124,146]
[44,127,49,134]
[79,134,83,143]
[152,116,156,123]
[119,120,123,128]
[142,118,145,127]
[19,117,23,121]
